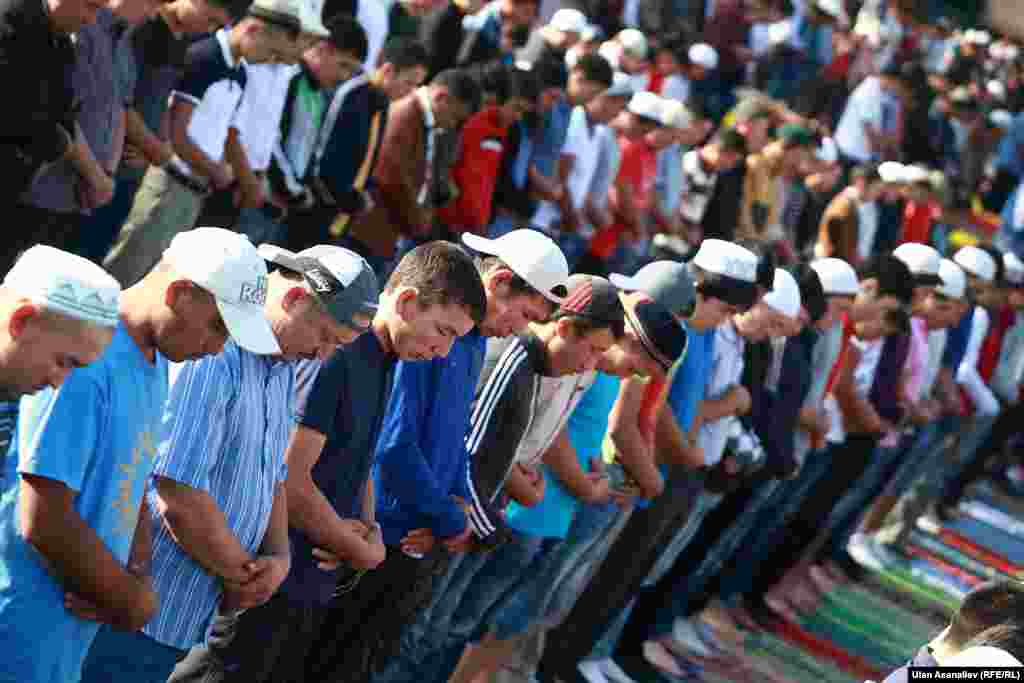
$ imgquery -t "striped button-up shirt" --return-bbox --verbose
[143,341,295,650]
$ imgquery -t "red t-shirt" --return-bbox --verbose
[589,135,656,260]
[960,306,1016,415]
[900,200,940,245]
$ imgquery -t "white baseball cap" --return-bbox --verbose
[658,98,692,129]
[762,268,802,318]
[549,8,588,34]
[3,245,121,328]
[628,91,664,124]
[767,19,794,45]
[1003,252,1024,286]
[937,258,967,299]
[901,164,930,184]
[617,29,648,59]
[692,239,759,283]
[249,0,305,33]
[953,245,998,282]
[964,29,992,46]
[893,242,943,286]
[810,257,859,295]
[814,0,842,18]
[688,43,718,70]
[944,647,1022,667]
[462,230,570,303]
[878,161,908,184]
[164,228,280,355]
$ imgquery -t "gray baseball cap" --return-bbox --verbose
[609,261,696,318]
[257,244,379,328]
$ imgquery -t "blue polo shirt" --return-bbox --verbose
[282,333,396,605]
[667,323,715,433]
[0,323,167,683]
[995,111,1024,177]
[506,371,621,539]
[374,330,482,546]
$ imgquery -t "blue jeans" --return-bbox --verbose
[80,626,185,683]
[237,206,285,245]
[715,452,833,601]
[68,175,142,263]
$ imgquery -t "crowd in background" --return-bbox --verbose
[2,0,1024,680]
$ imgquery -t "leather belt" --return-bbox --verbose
[163,163,210,196]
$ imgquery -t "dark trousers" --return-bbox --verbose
[168,592,326,683]
[940,402,1024,509]
[537,467,702,679]
[304,547,448,683]
[747,434,879,596]
[0,203,81,275]
[985,168,1020,213]
[194,188,240,231]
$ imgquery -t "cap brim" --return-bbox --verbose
[913,272,943,287]
[217,299,281,355]
[609,273,638,290]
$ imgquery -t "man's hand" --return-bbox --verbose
[78,172,115,209]
[209,162,235,191]
[122,144,149,169]
[401,527,435,557]
[582,457,611,505]
[63,573,158,630]
[222,555,290,610]
[234,176,265,209]
[442,525,475,553]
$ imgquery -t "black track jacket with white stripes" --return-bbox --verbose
[463,333,548,548]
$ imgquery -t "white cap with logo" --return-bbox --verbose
[3,245,121,328]
[953,245,997,283]
[810,257,859,295]
[762,268,801,318]
[937,258,967,300]
[617,29,648,59]
[628,91,664,124]
[164,227,280,355]
[462,230,570,303]
[688,43,718,70]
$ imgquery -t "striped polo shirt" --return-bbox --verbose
[142,341,295,650]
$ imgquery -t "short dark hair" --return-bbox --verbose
[386,241,487,324]
[377,36,428,71]
[859,253,915,305]
[572,53,614,88]
[325,13,368,61]
[532,54,568,90]
[715,127,747,155]
[950,581,1024,646]
[432,68,484,116]
[965,623,1024,663]
[478,63,540,104]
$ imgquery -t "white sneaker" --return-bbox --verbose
[600,658,636,683]
[846,534,884,572]
[643,640,686,678]
[577,660,610,683]
[671,618,712,658]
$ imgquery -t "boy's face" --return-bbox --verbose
[587,94,628,124]
[314,45,364,87]
[388,291,475,360]
[108,0,161,24]
[817,295,853,329]
[968,276,1005,310]
[851,279,902,323]
[567,70,607,106]
[497,96,533,127]
[481,271,553,338]
[654,50,680,75]
[691,293,743,329]
[173,0,231,33]
[241,22,300,64]
[853,313,893,340]
[927,293,962,329]
[1008,288,1024,310]
[548,323,617,376]
[379,63,428,101]
[911,285,936,317]
[599,330,664,378]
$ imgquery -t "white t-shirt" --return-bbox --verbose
[533,107,606,230]
[697,320,746,466]
[825,336,884,443]
[237,63,297,172]
[515,371,596,467]
[679,149,718,225]
[358,0,394,70]
[956,306,1000,416]
[834,76,900,163]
